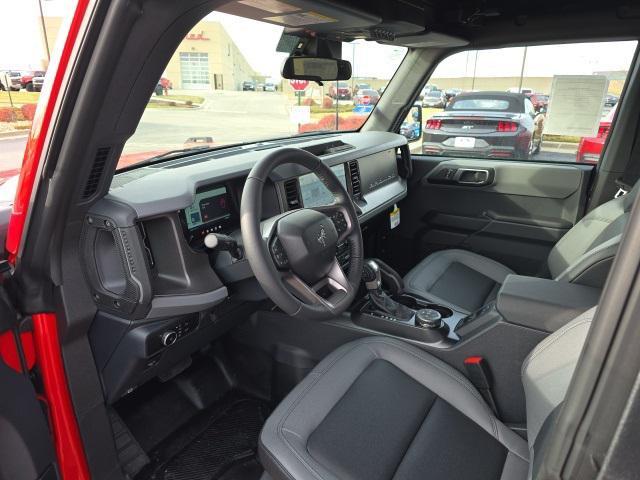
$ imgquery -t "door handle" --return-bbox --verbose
[456,168,492,185]
[425,166,494,186]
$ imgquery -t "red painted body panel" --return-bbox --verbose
[32,313,90,480]
[4,1,93,479]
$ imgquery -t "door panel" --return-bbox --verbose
[0,353,57,480]
[395,157,594,276]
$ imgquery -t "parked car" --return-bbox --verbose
[419,84,439,99]
[444,88,463,101]
[507,86,534,94]
[353,88,380,106]
[354,82,371,94]
[422,91,536,159]
[576,105,617,164]
[242,80,256,91]
[159,77,173,90]
[527,93,549,111]
[257,82,265,91]
[264,82,277,92]
[0,71,21,91]
[20,70,46,91]
[32,74,45,92]
[422,89,447,108]
[184,136,215,148]
[329,81,351,99]
[604,94,619,107]
[400,120,421,140]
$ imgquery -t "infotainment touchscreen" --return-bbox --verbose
[299,164,347,208]
[184,185,231,230]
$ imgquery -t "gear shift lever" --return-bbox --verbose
[362,260,382,291]
[363,260,413,321]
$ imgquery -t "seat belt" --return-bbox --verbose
[615,121,640,197]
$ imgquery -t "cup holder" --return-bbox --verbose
[394,295,453,318]
[423,304,453,319]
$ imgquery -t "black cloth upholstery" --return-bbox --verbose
[403,249,513,314]
[259,337,529,480]
[404,184,638,313]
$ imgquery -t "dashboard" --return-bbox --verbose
[86,131,410,402]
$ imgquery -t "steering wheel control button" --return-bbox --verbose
[161,330,178,347]
[331,211,348,235]
[270,238,290,269]
[416,309,444,329]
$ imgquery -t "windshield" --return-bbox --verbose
[118,12,406,169]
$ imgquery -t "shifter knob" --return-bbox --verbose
[363,259,382,291]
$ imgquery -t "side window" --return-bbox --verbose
[419,41,637,164]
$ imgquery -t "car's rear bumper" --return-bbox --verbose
[422,131,528,158]
[422,142,519,159]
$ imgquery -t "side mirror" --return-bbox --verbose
[400,104,423,143]
[282,56,352,82]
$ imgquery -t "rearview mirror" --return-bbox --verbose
[282,57,352,82]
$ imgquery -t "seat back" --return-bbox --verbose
[547,185,637,287]
[522,307,596,477]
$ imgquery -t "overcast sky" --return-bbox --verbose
[0,0,636,80]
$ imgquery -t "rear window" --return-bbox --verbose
[448,97,513,111]
[427,91,442,97]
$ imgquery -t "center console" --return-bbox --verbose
[351,261,601,350]
[353,260,470,347]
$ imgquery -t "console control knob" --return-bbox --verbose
[416,309,443,329]
[161,330,178,347]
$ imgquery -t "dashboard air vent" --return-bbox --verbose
[348,160,362,198]
[83,147,110,199]
[283,179,301,210]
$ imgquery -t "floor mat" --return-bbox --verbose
[136,393,270,480]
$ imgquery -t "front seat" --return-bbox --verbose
[259,307,595,480]
[402,185,637,314]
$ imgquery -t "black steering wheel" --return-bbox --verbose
[240,148,363,320]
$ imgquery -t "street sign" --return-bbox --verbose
[289,80,309,91]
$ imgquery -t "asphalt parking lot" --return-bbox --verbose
[0,89,582,182]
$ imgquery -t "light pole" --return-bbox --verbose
[518,46,528,93]
[471,50,479,91]
[38,0,51,63]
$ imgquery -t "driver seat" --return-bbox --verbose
[259,307,596,480]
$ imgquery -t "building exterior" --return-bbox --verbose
[39,17,258,91]
[163,21,259,90]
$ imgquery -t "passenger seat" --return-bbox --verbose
[403,184,637,314]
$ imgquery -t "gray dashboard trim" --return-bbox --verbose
[359,179,407,223]
[146,286,228,319]
[106,132,406,220]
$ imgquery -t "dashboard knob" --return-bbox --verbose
[161,331,178,347]
[415,309,443,329]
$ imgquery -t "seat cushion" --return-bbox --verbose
[259,337,529,480]
[403,249,515,314]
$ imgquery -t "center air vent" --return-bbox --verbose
[348,160,362,198]
[283,179,301,210]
